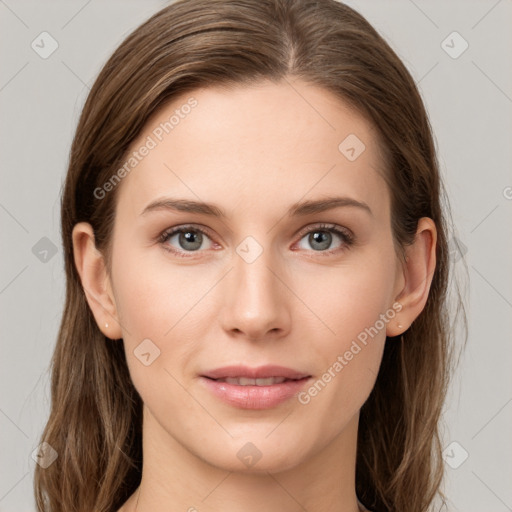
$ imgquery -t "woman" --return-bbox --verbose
[34,1,466,511]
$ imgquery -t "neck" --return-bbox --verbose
[122,405,362,512]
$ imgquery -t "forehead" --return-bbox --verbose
[116,80,389,223]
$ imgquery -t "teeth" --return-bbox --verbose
[219,377,287,386]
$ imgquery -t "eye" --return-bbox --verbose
[157,222,354,258]
[294,223,354,255]
[158,225,216,257]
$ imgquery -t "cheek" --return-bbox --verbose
[111,247,217,391]
[292,253,396,344]
[112,245,210,337]
[112,256,197,414]
[292,251,395,406]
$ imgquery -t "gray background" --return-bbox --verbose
[1,1,511,511]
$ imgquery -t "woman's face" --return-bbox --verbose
[106,79,405,472]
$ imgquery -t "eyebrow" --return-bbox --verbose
[140,195,373,218]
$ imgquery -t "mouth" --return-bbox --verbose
[199,365,312,409]
[201,364,310,381]
[206,376,303,386]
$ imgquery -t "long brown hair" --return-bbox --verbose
[34,1,468,511]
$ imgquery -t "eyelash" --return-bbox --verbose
[157,223,355,258]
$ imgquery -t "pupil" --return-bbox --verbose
[310,231,331,251]
[180,230,202,250]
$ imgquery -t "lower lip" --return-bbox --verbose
[200,377,311,409]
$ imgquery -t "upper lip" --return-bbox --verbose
[201,365,311,380]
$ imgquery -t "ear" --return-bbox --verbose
[72,222,122,340]
[386,217,437,337]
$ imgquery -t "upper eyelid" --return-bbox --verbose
[295,222,352,238]
[161,223,214,239]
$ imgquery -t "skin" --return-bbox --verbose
[72,78,436,512]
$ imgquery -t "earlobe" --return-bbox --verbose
[386,217,437,338]
[72,222,122,340]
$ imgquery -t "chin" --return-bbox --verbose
[195,434,312,474]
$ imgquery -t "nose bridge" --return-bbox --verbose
[221,235,290,338]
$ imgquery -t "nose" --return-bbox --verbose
[219,242,292,342]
